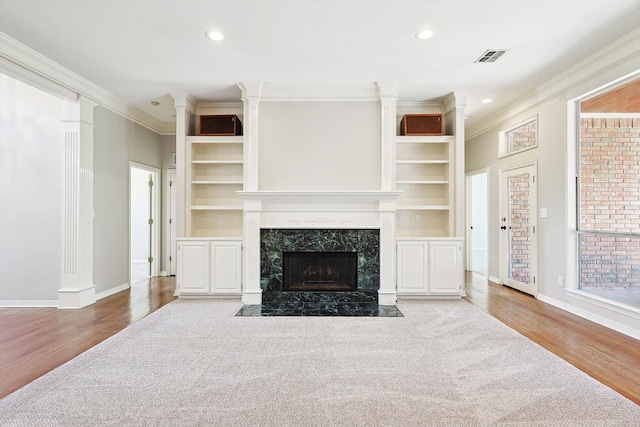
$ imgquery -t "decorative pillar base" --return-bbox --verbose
[378,290,397,305]
[242,289,263,305]
[58,286,95,309]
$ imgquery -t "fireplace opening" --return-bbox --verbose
[283,252,358,292]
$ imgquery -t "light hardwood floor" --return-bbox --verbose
[1,274,638,404]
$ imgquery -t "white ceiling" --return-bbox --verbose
[1,0,639,130]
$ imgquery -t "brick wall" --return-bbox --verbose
[580,116,640,290]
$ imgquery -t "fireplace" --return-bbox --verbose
[283,252,358,292]
[260,229,379,304]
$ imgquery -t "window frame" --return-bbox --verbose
[498,115,538,158]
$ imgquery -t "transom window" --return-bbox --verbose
[499,116,538,157]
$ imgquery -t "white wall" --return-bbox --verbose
[465,29,640,337]
[259,101,380,191]
[0,73,63,303]
[93,106,164,295]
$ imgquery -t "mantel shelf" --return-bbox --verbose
[237,191,403,201]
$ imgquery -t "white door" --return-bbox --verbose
[167,169,177,276]
[130,162,160,283]
[499,163,538,296]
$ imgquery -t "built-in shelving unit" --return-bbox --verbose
[395,135,455,238]
[186,135,244,238]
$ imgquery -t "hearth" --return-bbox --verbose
[283,252,357,292]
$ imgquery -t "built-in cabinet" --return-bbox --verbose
[176,133,244,297]
[187,135,244,237]
[396,135,454,238]
[397,239,463,296]
[173,87,465,300]
[177,239,242,295]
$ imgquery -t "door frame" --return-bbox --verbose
[166,168,177,276]
[129,161,161,283]
[499,161,538,296]
[466,168,489,275]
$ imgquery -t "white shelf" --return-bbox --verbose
[397,180,448,185]
[191,206,243,211]
[396,135,455,143]
[397,205,450,210]
[187,136,243,144]
[192,160,243,165]
[395,128,454,238]
[187,133,244,238]
[192,181,243,185]
[396,160,448,164]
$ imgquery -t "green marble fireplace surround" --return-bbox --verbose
[261,229,380,304]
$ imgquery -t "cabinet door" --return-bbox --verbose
[211,241,242,294]
[397,241,429,295]
[428,241,462,295]
[177,241,210,294]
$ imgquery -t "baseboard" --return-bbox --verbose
[160,270,168,277]
[95,283,130,301]
[537,293,640,340]
[0,300,58,307]
[488,276,501,285]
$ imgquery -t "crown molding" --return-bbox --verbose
[466,27,640,140]
[0,32,171,134]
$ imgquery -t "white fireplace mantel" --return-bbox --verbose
[238,190,401,305]
[237,190,403,201]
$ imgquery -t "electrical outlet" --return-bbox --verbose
[415,214,421,223]
[557,275,564,287]
[217,214,223,223]
[396,213,401,221]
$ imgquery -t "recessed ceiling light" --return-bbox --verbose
[481,98,493,104]
[415,29,433,40]
[150,101,160,106]
[206,30,224,41]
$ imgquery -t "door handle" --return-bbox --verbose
[500,226,507,230]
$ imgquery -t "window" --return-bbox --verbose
[577,76,640,308]
[499,116,538,157]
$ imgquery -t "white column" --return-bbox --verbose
[238,82,262,191]
[378,200,398,305]
[170,93,195,238]
[242,201,262,304]
[377,82,398,191]
[58,96,98,309]
[453,95,466,238]
[377,83,399,304]
[238,82,263,304]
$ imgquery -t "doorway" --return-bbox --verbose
[466,170,488,276]
[130,163,160,283]
[499,163,538,296]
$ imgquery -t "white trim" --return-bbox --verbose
[538,292,640,340]
[129,162,161,282]
[0,300,58,307]
[166,168,177,276]
[498,161,538,296]
[488,275,501,285]
[465,168,489,273]
[466,28,640,140]
[498,115,538,159]
[0,32,172,135]
[580,112,640,118]
[95,283,130,301]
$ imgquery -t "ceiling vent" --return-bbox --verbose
[475,49,508,63]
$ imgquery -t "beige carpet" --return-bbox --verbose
[1,299,638,426]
